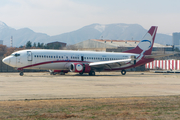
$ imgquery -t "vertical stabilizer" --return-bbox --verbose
[124,26,158,55]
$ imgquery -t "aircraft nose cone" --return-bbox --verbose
[2,57,9,65]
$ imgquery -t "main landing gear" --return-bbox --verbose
[19,71,24,76]
[79,71,95,76]
[121,70,126,75]
[50,72,66,75]
[49,70,66,75]
[79,72,83,75]
[89,71,95,76]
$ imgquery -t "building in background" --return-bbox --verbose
[74,39,173,54]
[0,40,3,45]
[47,41,66,49]
[173,32,180,50]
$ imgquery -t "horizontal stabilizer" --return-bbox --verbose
[144,54,175,59]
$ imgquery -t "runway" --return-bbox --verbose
[0,72,180,101]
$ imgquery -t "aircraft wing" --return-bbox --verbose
[89,59,132,69]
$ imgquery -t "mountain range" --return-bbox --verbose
[0,21,172,47]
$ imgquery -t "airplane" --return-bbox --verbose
[3,26,164,76]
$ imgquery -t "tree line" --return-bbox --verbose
[25,41,62,49]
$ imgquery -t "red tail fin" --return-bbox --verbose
[124,26,158,55]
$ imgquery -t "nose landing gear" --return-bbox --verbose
[17,68,24,76]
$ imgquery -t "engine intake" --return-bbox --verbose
[70,63,91,73]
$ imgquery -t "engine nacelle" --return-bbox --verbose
[70,63,91,73]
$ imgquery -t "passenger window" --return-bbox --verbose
[34,55,36,57]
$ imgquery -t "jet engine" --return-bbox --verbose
[70,63,91,73]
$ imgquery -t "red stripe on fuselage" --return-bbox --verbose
[17,60,90,70]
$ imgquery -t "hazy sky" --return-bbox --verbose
[0,0,180,36]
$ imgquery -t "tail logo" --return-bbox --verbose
[137,33,152,51]
[141,40,151,48]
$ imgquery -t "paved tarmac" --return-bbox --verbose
[0,72,180,101]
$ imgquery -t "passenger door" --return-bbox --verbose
[27,51,32,61]
[81,56,84,61]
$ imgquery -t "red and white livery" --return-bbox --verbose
[3,26,169,76]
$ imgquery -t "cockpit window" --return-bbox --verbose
[11,53,20,57]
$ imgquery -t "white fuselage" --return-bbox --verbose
[3,49,139,71]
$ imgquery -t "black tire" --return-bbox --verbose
[20,72,24,76]
[50,72,55,75]
[89,71,95,76]
[59,72,65,75]
[79,72,83,75]
[121,70,126,75]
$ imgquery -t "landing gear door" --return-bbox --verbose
[27,51,32,61]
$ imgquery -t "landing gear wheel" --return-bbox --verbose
[59,72,65,75]
[20,72,24,76]
[121,70,126,75]
[50,72,56,75]
[89,71,95,76]
[79,72,83,75]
